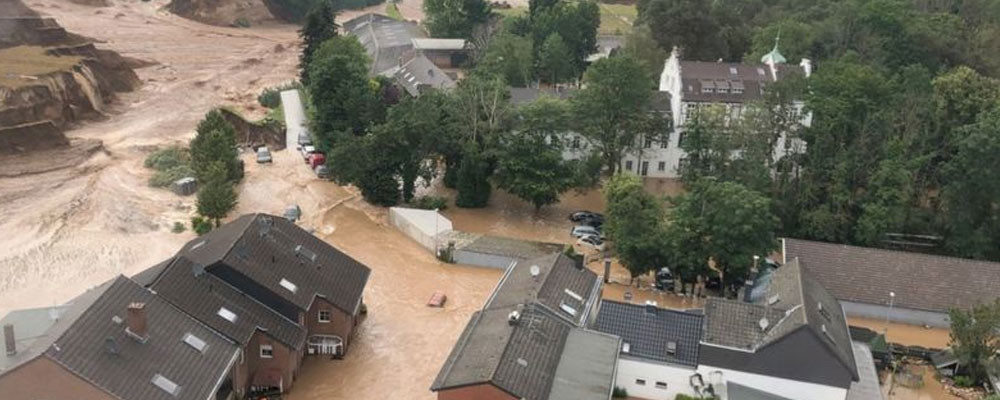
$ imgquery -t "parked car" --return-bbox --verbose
[569,211,604,223]
[307,152,326,169]
[654,267,675,291]
[314,164,331,179]
[256,146,272,163]
[571,225,602,239]
[297,129,312,149]
[300,145,316,160]
[576,235,606,251]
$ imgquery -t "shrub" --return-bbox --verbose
[612,386,627,398]
[145,146,189,171]
[258,82,302,109]
[150,165,196,188]
[409,195,448,210]
[171,222,186,233]
[191,216,214,235]
[953,375,975,387]
[233,17,251,28]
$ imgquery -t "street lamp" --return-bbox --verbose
[885,291,896,334]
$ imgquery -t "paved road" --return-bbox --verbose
[279,89,306,151]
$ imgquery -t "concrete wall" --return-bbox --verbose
[437,383,518,400]
[452,250,517,270]
[0,357,115,400]
[843,301,950,328]
[696,365,848,400]
[615,357,700,400]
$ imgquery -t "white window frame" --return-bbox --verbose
[260,344,274,359]
[318,310,332,323]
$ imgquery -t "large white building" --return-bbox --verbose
[510,44,813,179]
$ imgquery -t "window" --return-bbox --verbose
[635,379,646,386]
[571,137,581,149]
[217,307,237,323]
[655,382,668,389]
[667,341,677,355]
[733,87,744,95]
[702,87,714,94]
[279,278,298,294]
[564,288,583,302]
[729,67,738,76]
[660,138,668,149]
[622,342,630,353]
[644,137,652,148]
[678,132,687,148]
[151,374,181,396]
[182,333,208,353]
[260,344,274,358]
[625,161,633,171]
[319,310,331,323]
[559,302,578,317]
[658,161,666,171]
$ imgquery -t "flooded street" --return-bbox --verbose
[848,317,952,349]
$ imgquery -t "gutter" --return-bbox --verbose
[206,348,242,400]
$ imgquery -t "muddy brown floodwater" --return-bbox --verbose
[848,316,952,349]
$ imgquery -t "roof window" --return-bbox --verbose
[564,288,583,302]
[729,67,738,75]
[295,245,317,262]
[622,342,630,353]
[190,240,207,250]
[559,302,578,317]
[182,333,208,353]
[280,278,298,294]
[151,374,181,397]
[217,307,237,323]
[666,341,677,355]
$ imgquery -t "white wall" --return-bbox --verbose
[615,357,700,400]
[696,364,848,400]
[389,207,452,252]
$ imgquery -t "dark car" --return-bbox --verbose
[654,267,675,291]
[569,211,603,222]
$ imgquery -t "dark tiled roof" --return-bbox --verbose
[180,214,371,315]
[508,87,671,113]
[145,257,307,350]
[46,276,239,400]
[485,253,599,326]
[727,382,794,400]
[431,304,574,400]
[677,61,803,103]
[783,238,1000,313]
[343,13,426,75]
[394,54,456,96]
[594,300,703,366]
[702,259,858,382]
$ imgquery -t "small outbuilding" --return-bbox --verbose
[171,177,197,196]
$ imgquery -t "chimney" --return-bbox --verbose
[126,302,148,341]
[800,59,812,78]
[644,300,658,315]
[4,324,15,356]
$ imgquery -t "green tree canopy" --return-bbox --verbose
[479,32,535,87]
[298,0,338,84]
[190,110,240,184]
[196,162,238,227]
[424,0,492,38]
[949,299,1000,385]
[537,33,575,85]
[307,36,378,143]
[603,174,669,283]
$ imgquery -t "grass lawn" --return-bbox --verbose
[492,3,637,35]
[0,46,83,88]
[385,2,403,20]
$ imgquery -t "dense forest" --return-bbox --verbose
[633,0,1000,261]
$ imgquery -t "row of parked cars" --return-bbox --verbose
[569,211,606,251]
[298,131,330,178]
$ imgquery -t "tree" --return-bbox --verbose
[640,0,725,61]
[494,98,576,210]
[676,105,730,183]
[665,180,778,293]
[377,92,454,202]
[622,24,668,88]
[537,33,575,84]
[424,0,491,38]
[603,174,669,285]
[190,110,240,184]
[941,106,1000,260]
[571,55,658,174]
[455,146,492,207]
[949,299,1000,385]
[298,0,338,85]
[307,36,378,143]
[529,0,598,75]
[479,32,534,87]
[197,162,238,227]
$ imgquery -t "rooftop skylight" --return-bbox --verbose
[182,333,208,353]
[279,278,298,293]
[563,288,583,302]
[217,307,237,323]
[151,374,181,397]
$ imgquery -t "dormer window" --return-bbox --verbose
[559,302,578,317]
[700,80,716,94]
[564,288,583,302]
[729,67,738,76]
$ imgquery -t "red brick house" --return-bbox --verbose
[134,213,371,397]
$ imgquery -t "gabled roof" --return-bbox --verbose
[594,300,703,367]
[142,256,307,350]
[702,259,858,382]
[179,214,371,315]
[394,54,456,97]
[343,13,426,76]
[431,304,615,400]
[782,238,1000,313]
[44,276,239,400]
[485,253,599,326]
[676,61,803,103]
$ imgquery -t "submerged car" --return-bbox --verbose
[576,235,606,251]
[571,225,602,239]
